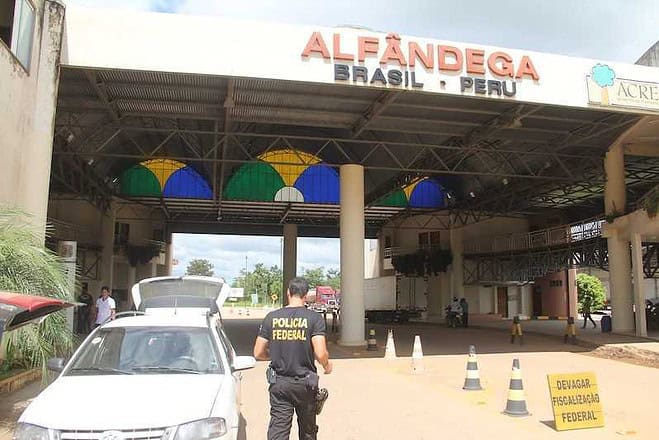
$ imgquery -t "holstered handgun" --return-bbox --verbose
[315,388,329,415]
[266,366,277,385]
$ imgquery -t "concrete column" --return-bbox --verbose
[14,1,66,239]
[339,164,366,346]
[450,228,465,299]
[631,233,648,337]
[282,223,297,306]
[493,287,498,315]
[426,275,442,316]
[517,286,526,318]
[604,147,634,332]
[566,269,578,320]
[164,232,174,276]
[127,265,137,310]
[57,241,77,331]
[604,146,626,215]
[101,205,115,290]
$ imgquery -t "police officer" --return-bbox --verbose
[254,277,332,440]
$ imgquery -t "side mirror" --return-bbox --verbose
[47,358,65,373]
[233,356,256,371]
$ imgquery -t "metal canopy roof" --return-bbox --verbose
[51,67,658,236]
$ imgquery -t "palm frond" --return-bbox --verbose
[0,208,75,376]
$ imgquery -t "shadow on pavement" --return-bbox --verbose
[222,318,597,360]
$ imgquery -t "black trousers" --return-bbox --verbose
[268,377,317,440]
[583,312,596,328]
[463,313,469,328]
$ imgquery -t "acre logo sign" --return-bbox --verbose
[587,63,659,112]
[301,31,540,99]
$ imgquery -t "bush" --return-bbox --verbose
[576,273,606,313]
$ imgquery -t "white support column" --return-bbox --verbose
[339,164,366,346]
[631,233,648,337]
[493,286,498,315]
[127,265,137,311]
[282,223,297,306]
[101,205,115,290]
[57,241,77,331]
[604,146,634,332]
[450,228,465,299]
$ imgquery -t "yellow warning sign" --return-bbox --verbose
[547,372,604,431]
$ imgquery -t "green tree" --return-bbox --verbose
[325,268,341,291]
[186,258,214,277]
[302,267,325,288]
[0,210,74,375]
[576,273,606,313]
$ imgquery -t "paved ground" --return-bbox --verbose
[223,316,658,439]
[2,311,657,439]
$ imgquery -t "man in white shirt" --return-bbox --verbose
[94,286,116,326]
[448,297,462,328]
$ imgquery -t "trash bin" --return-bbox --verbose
[601,315,612,333]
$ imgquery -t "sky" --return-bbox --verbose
[171,234,340,283]
[64,0,659,62]
[64,0,658,282]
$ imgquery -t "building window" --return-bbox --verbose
[549,280,563,287]
[0,0,35,70]
[384,235,392,248]
[418,231,440,249]
[114,222,130,246]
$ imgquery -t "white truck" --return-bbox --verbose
[364,276,409,323]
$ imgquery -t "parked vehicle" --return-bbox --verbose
[14,276,255,440]
[364,276,409,323]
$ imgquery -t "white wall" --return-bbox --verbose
[461,216,529,241]
[0,1,64,234]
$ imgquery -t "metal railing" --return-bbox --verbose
[463,217,604,255]
[384,244,443,259]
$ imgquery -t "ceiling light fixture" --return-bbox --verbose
[502,178,509,185]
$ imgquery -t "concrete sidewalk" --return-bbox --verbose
[413,314,659,354]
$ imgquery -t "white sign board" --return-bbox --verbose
[62,7,659,114]
[229,287,244,298]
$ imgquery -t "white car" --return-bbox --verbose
[14,276,255,440]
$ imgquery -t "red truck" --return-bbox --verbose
[306,286,339,312]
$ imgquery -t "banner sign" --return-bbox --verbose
[547,372,604,431]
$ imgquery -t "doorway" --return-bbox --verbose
[532,286,542,316]
[497,287,508,318]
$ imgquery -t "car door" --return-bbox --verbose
[0,292,75,343]
[216,323,243,408]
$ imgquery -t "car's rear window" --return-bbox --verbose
[67,326,223,375]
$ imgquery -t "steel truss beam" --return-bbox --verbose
[464,238,609,283]
[464,239,659,283]
[50,143,113,212]
[52,131,604,182]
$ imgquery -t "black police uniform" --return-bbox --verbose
[258,306,326,440]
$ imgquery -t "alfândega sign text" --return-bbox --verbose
[301,31,540,99]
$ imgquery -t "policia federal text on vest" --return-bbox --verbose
[254,277,333,440]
